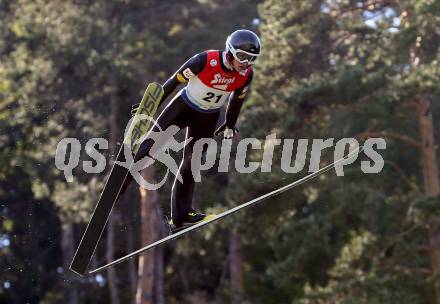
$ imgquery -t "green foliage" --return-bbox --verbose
[227,0,440,302]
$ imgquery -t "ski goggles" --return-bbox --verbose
[227,42,260,65]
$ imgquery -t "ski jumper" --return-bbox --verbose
[119,50,253,224]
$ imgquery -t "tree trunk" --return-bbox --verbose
[61,222,79,304]
[121,190,138,303]
[229,230,244,304]
[106,75,120,304]
[411,38,440,303]
[178,263,190,294]
[89,177,99,272]
[154,209,165,304]
[127,212,138,303]
[136,166,159,304]
[106,216,119,304]
[415,97,440,195]
[416,96,440,302]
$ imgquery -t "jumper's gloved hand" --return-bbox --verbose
[215,123,239,139]
[131,103,140,116]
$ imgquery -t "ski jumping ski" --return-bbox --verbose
[70,82,164,276]
[88,145,363,275]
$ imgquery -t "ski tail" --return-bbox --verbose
[69,82,164,276]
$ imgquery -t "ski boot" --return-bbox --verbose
[169,209,216,233]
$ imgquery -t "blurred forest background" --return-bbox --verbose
[1,0,439,303]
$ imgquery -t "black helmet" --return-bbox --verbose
[226,29,261,65]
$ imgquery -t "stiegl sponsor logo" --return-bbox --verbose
[210,73,235,85]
